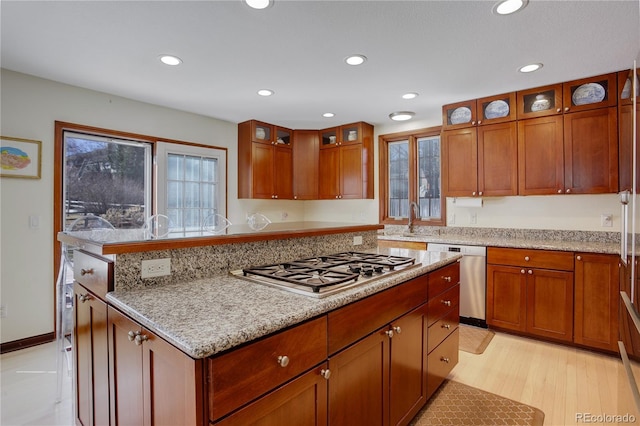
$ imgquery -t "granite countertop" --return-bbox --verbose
[106,247,460,359]
[378,232,619,255]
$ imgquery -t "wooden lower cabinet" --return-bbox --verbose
[328,303,429,426]
[487,248,574,342]
[74,283,110,426]
[574,253,620,351]
[107,307,203,426]
[214,364,328,426]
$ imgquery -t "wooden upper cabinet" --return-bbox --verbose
[562,73,617,113]
[320,122,370,148]
[441,127,478,197]
[619,69,639,106]
[442,99,478,130]
[477,121,518,196]
[477,92,517,125]
[517,84,563,120]
[518,115,564,195]
[238,120,293,199]
[563,107,618,194]
[292,130,319,200]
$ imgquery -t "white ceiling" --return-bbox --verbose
[2,0,639,130]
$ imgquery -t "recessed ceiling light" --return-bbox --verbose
[322,112,335,118]
[159,55,182,66]
[402,92,419,100]
[493,0,528,15]
[389,111,415,121]
[257,89,274,96]
[345,55,367,66]
[519,63,543,73]
[245,0,271,10]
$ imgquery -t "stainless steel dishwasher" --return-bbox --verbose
[427,243,487,328]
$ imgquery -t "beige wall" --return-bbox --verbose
[0,69,622,344]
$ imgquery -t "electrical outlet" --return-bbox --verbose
[141,258,171,278]
[353,235,363,245]
[601,213,613,227]
[0,304,7,318]
[281,211,288,220]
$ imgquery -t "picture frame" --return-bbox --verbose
[1,136,42,179]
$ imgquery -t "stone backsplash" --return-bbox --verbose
[113,230,378,291]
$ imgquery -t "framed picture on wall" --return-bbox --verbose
[0,136,42,179]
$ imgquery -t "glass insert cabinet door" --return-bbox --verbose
[516,84,563,119]
[562,73,617,113]
[477,93,516,125]
[442,99,477,130]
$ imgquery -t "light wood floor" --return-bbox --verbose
[1,332,638,426]
[448,330,640,426]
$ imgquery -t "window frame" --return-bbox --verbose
[378,126,445,226]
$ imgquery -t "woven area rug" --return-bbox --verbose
[410,380,545,426]
[459,324,495,354]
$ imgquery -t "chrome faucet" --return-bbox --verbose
[407,201,420,233]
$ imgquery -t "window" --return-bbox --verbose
[156,142,227,235]
[379,126,445,226]
[62,131,152,230]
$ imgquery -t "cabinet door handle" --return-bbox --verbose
[564,107,570,112]
[393,326,402,334]
[127,330,140,342]
[524,256,530,261]
[478,191,483,196]
[472,191,476,196]
[520,269,526,274]
[576,255,582,261]
[441,300,452,307]
[442,276,452,282]
[320,369,331,380]
[385,329,394,338]
[134,334,149,346]
[440,356,450,363]
[565,189,571,194]
[277,355,290,367]
[78,293,91,303]
[527,269,533,275]
[557,189,562,194]
[80,268,94,276]
[556,108,562,113]
[441,323,451,330]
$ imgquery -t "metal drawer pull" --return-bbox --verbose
[440,356,450,363]
[80,268,94,276]
[441,300,452,307]
[524,256,530,262]
[78,293,91,303]
[277,355,290,367]
[320,369,331,380]
[442,276,452,282]
[441,323,451,330]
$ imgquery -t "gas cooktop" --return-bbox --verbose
[231,252,419,298]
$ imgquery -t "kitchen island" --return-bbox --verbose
[67,223,462,426]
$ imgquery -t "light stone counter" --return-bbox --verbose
[379,226,620,254]
[106,248,460,359]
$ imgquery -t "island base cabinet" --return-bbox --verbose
[214,364,328,426]
[108,307,203,426]
[328,304,429,426]
[74,283,110,426]
[426,328,459,399]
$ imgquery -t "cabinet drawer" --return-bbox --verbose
[428,262,460,299]
[427,328,459,399]
[428,308,459,353]
[328,274,428,354]
[73,250,113,299]
[208,316,327,421]
[427,284,459,326]
[487,247,574,271]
